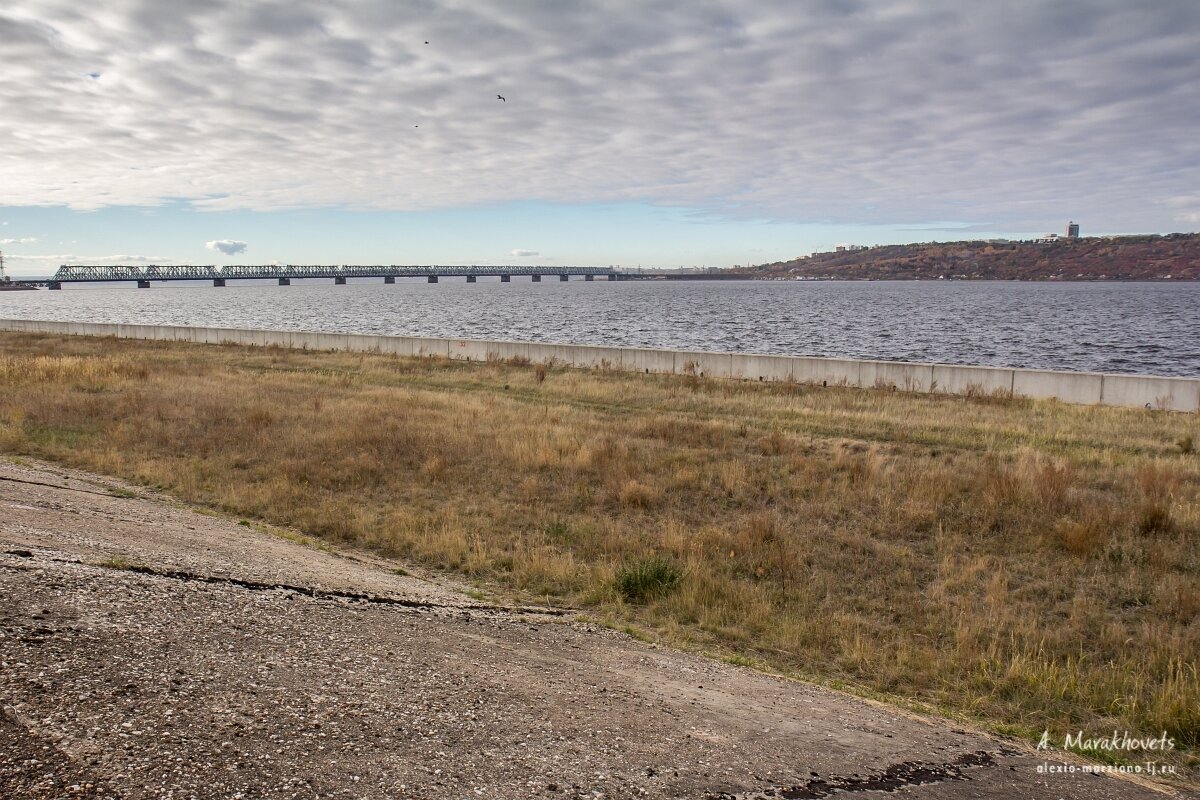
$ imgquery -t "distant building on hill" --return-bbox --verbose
[1066,221,1080,239]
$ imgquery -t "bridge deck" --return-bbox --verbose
[51,265,619,283]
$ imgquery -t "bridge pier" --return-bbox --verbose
[607,274,617,281]
[384,276,396,284]
[334,276,347,285]
[48,282,62,290]
[466,275,476,283]
[560,274,569,281]
[137,280,151,288]
[531,274,541,282]
[585,275,594,281]
[213,278,226,287]
[278,277,290,286]
[500,275,511,283]
[427,275,439,283]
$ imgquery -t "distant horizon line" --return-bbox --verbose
[3,230,1197,279]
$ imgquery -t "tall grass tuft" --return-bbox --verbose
[614,555,682,602]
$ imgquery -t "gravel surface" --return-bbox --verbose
[0,457,1188,799]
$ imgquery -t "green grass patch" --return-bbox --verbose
[614,555,681,603]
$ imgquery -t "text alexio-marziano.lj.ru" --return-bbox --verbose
[1036,730,1178,777]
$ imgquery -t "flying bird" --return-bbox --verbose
[497,94,506,102]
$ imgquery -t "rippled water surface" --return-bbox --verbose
[2,279,1196,376]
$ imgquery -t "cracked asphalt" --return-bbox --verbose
[0,457,1189,799]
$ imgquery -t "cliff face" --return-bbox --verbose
[746,233,1200,280]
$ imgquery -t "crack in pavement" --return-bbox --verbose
[1,550,570,618]
[0,473,136,500]
[706,751,999,798]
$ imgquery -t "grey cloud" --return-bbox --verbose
[206,239,248,255]
[0,237,38,244]
[0,1,1197,230]
[510,249,538,257]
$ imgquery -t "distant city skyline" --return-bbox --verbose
[2,1,1198,276]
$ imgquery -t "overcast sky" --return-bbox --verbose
[2,1,1198,273]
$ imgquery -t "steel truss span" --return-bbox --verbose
[51,265,618,282]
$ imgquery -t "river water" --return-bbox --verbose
[1,279,1196,377]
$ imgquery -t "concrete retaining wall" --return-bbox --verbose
[675,350,734,379]
[861,360,935,393]
[792,357,862,387]
[730,354,796,382]
[1012,369,1103,406]
[931,364,1015,397]
[1,319,1196,411]
[620,346,677,375]
[1099,374,1200,412]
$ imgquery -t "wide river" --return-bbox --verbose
[2,279,1196,377]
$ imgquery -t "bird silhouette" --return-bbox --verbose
[497,94,506,102]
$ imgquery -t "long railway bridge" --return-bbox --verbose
[44,264,628,289]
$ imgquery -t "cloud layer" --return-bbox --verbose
[4,253,168,266]
[1,1,1198,230]
[205,239,248,255]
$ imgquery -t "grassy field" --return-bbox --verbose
[1,332,1197,772]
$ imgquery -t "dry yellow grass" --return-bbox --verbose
[1,332,1197,770]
